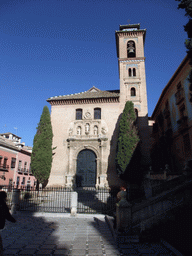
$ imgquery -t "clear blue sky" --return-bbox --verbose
[0,0,188,147]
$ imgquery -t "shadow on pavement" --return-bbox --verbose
[1,211,69,256]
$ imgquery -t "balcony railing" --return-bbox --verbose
[24,168,28,175]
[17,168,23,174]
[0,164,9,171]
[175,88,184,105]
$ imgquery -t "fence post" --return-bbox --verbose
[116,191,132,233]
[71,191,78,216]
[11,188,20,214]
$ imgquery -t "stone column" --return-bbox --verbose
[71,191,78,216]
[11,188,20,214]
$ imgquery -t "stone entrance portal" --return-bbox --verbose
[76,149,96,187]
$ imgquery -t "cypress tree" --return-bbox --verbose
[31,106,53,185]
[116,101,140,177]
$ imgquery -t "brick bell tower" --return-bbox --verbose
[115,24,150,166]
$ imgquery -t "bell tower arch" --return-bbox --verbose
[115,24,150,165]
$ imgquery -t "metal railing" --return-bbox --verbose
[0,185,116,215]
[75,187,116,215]
[0,164,9,170]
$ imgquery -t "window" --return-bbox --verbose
[133,68,136,77]
[131,87,136,96]
[94,108,101,119]
[175,82,184,105]
[3,158,8,168]
[128,68,132,77]
[22,177,25,185]
[16,176,20,185]
[183,133,191,157]
[0,156,2,166]
[179,104,185,118]
[9,179,13,186]
[18,160,22,169]
[76,109,82,120]
[24,162,27,172]
[11,158,16,168]
[177,82,182,90]
[127,40,136,58]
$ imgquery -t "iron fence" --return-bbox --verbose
[0,186,72,213]
[75,187,116,215]
[0,185,116,215]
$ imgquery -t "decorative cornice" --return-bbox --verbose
[117,31,145,38]
[124,81,140,84]
[120,58,145,63]
[49,97,119,106]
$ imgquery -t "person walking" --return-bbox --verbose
[0,191,16,256]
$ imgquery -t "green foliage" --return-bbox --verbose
[177,0,192,101]
[31,106,53,184]
[116,101,140,177]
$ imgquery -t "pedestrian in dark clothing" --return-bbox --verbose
[0,191,16,256]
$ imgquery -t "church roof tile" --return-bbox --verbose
[47,86,119,101]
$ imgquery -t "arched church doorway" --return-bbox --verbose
[76,149,96,187]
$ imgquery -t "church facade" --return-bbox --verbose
[47,24,150,188]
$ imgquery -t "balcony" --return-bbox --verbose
[175,88,184,105]
[24,168,29,175]
[177,116,188,132]
[0,164,9,171]
[17,168,23,174]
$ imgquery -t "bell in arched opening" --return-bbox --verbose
[127,40,136,58]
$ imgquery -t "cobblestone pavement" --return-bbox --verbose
[1,212,183,256]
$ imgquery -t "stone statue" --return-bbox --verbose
[85,123,90,134]
[69,128,73,136]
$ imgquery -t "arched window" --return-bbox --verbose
[127,40,136,58]
[131,87,136,96]
[128,68,132,77]
[77,126,81,135]
[133,68,136,77]
[94,108,101,119]
[76,109,82,120]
